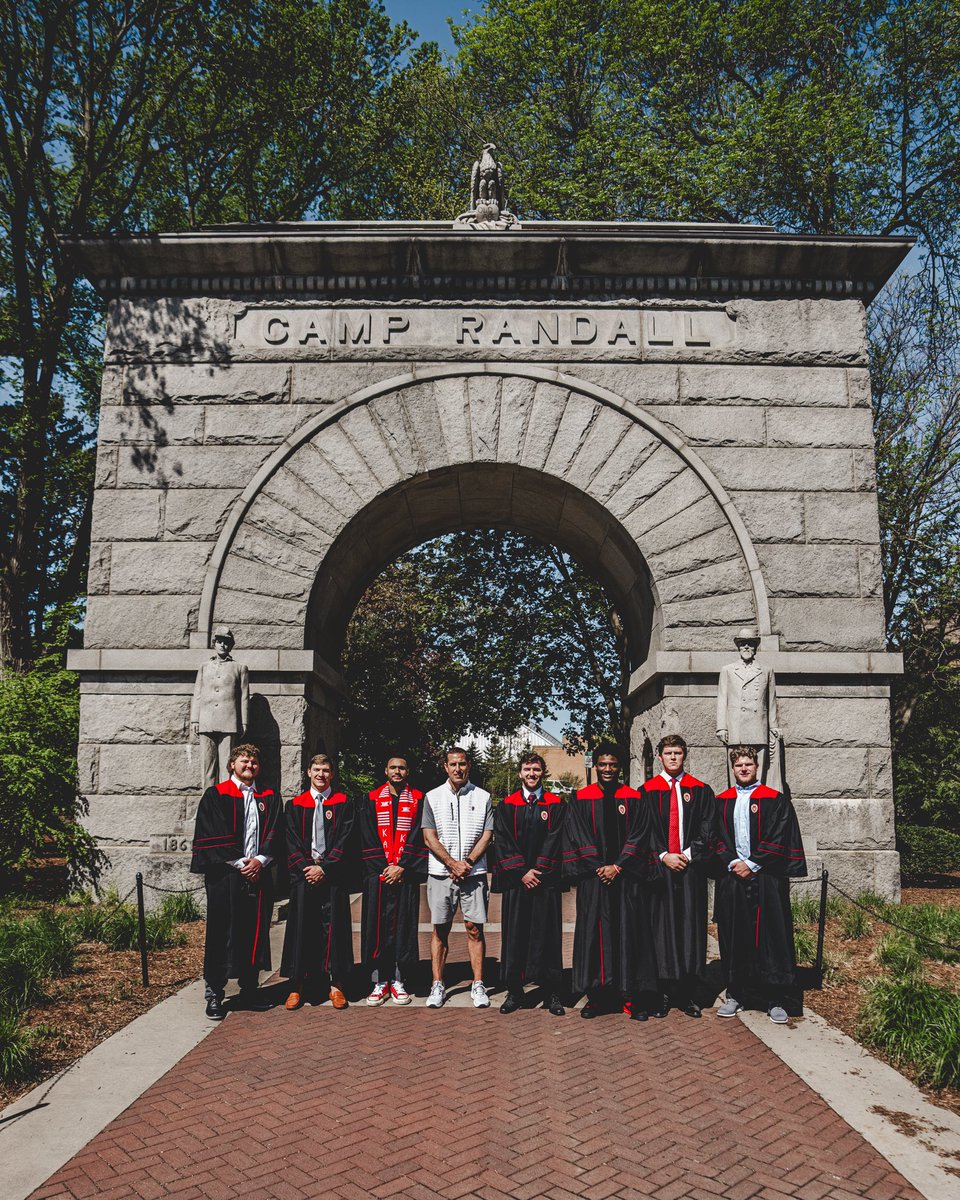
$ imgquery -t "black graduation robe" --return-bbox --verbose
[358,784,427,982]
[280,790,356,984]
[565,783,658,997]
[190,778,283,985]
[643,773,717,988]
[713,784,807,991]
[491,790,565,988]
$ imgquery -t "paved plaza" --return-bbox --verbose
[27,999,926,1200]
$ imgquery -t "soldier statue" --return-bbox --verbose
[716,626,783,791]
[191,625,249,790]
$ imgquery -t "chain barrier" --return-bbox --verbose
[140,880,205,895]
[823,875,960,955]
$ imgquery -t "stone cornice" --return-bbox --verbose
[62,222,914,303]
[628,650,904,697]
[67,647,344,693]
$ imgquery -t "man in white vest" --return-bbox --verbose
[421,746,494,1009]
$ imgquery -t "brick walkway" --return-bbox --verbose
[30,1004,923,1200]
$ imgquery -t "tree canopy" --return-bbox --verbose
[0,0,958,843]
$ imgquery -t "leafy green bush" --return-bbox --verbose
[0,666,104,887]
[858,978,960,1089]
[875,933,923,977]
[897,824,960,880]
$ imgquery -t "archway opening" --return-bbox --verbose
[304,463,659,790]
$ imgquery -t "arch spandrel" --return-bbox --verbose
[201,366,773,662]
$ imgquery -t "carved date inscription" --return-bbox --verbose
[233,307,734,356]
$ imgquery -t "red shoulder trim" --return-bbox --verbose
[616,785,641,799]
[576,785,603,800]
[326,792,349,806]
[543,791,562,805]
[502,791,524,806]
[750,785,780,800]
[215,779,273,799]
[680,773,706,790]
[411,788,423,801]
[291,790,315,808]
[716,788,736,800]
[642,777,669,792]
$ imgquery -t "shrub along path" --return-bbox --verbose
[796,877,960,1115]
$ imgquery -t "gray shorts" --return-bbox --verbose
[427,874,489,925]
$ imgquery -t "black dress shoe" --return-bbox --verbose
[547,994,565,1017]
[500,991,523,1014]
[205,996,226,1021]
[629,1007,648,1021]
[234,989,270,1012]
[580,1003,600,1019]
[680,1001,702,1018]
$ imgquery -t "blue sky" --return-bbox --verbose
[383,1,479,53]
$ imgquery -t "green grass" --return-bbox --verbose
[0,1010,43,1085]
[791,894,843,925]
[885,905,960,965]
[875,933,923,977]
[0,909,79,1010]
[793,926,816,963]
[858,978,960,1090]
[157,891,203,924]
[840,905,871,940]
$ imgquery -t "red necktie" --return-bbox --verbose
[668,778,681,854]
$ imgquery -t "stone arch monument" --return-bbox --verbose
[66,218,911,898]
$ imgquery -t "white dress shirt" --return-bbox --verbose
[231,774,272,869]
[658,771,693,862]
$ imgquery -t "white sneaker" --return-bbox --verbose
[366,981,389,1006]
[768,1004,789,1024]
[390,981,412,1005]
[716,996,742,1018]
[426,981,446,1008]
[471,981,490,1008]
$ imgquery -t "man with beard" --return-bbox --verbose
[359,754,428,1005]
[492,752,565,1016]
[566,744,658,1020]
[642,733,717,1018]
[190,743,282,1020]
[281,754,355,1011]
[714,745,806,1023]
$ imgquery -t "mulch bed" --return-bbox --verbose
[0,921,205,1110]
[801,872,960,1117]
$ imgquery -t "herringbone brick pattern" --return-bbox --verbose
[30,1007,922,1200]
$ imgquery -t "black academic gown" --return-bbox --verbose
[491,790,565,988]
[358,784,427,983]
[280,790,355,985]
[643,773,717,990]
[713,784,807,992]
[565,783,658,998]
[190,779,283,987]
